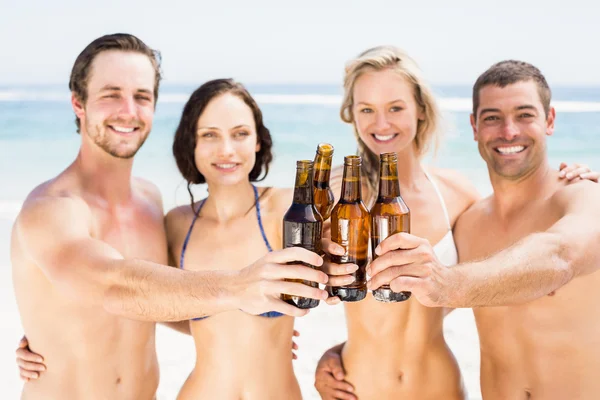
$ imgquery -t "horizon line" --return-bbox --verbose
[2,81,600,88]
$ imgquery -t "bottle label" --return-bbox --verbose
[283,220,322,254]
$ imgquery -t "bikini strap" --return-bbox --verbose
[423,169,452,230]
[253,185,273,252]
[179,200,206,269]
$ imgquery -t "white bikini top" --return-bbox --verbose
[423,169,459,267]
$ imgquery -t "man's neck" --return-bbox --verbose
[74,140,135,206]
[489,160,556,218]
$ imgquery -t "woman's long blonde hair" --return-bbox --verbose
[340,46,442,206]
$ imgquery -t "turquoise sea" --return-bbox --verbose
[1,83,599,217]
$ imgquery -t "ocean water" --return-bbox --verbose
[1,83,599,218]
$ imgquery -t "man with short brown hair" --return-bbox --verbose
[68,33,162,134]
[11,33,329,399]
[368,60,600,399]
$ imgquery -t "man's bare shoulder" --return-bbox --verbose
[133,177,163,211]
[551,179,600,213]
[19,176,90,224]
[454,195,493,238]
[14,185,92,261]
[452,194,493,262]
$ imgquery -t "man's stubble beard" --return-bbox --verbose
[86,120,149,159]
[482,141,545,182]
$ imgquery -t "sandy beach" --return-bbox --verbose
[0,204,482,400]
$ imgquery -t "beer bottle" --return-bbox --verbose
[370,152,411,302]
[282,160,324,309]
[313,143,335,221]
[329,155,370,302]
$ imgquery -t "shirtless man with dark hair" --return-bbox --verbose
[11,33,331,400]
[368,60,600,399]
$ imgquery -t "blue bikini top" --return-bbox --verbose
[180,185,283,321]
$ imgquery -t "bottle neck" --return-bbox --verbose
[341,164,362,202]
[378,161,401,198]
[314,154,333,189]
[293,167,315,204]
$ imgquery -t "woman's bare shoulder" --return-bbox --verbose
[260,186,293,218]
[427,166,481,221]
[165,204,196,245]
[430,167,479,200]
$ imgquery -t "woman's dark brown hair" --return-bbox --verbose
[172,79,273,208]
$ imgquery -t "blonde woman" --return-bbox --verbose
[314,46,598,400]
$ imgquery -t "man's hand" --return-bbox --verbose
[234,247,329,317]
[321,238,358,306]
[559,162,598,182]
[314,343,356,400]
[292,329,300,360]
[367,232,456,307]
[16,336,46,381]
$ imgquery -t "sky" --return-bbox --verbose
[1,0,599,86]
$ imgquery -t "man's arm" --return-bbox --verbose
[314,342,356,400]
[451,181,600,306]
[156,232,193,335]
[15,196,328,321]
[368,182,600,308]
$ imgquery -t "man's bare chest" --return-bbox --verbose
[91,206,167,263]
[462,206,560,262]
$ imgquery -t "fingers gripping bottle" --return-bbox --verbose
[370,152,411,302]
[282,160,324,309]
[328,155,370,302]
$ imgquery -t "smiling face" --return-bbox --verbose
[352,68,424,157]
[471,80,555,180]
[71,50,156,159]
[193,92,260,186]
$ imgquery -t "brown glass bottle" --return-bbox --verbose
[313,143,335,221]
[282,160,324,309]
[370,152,411,302]
[329,155,370,302]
